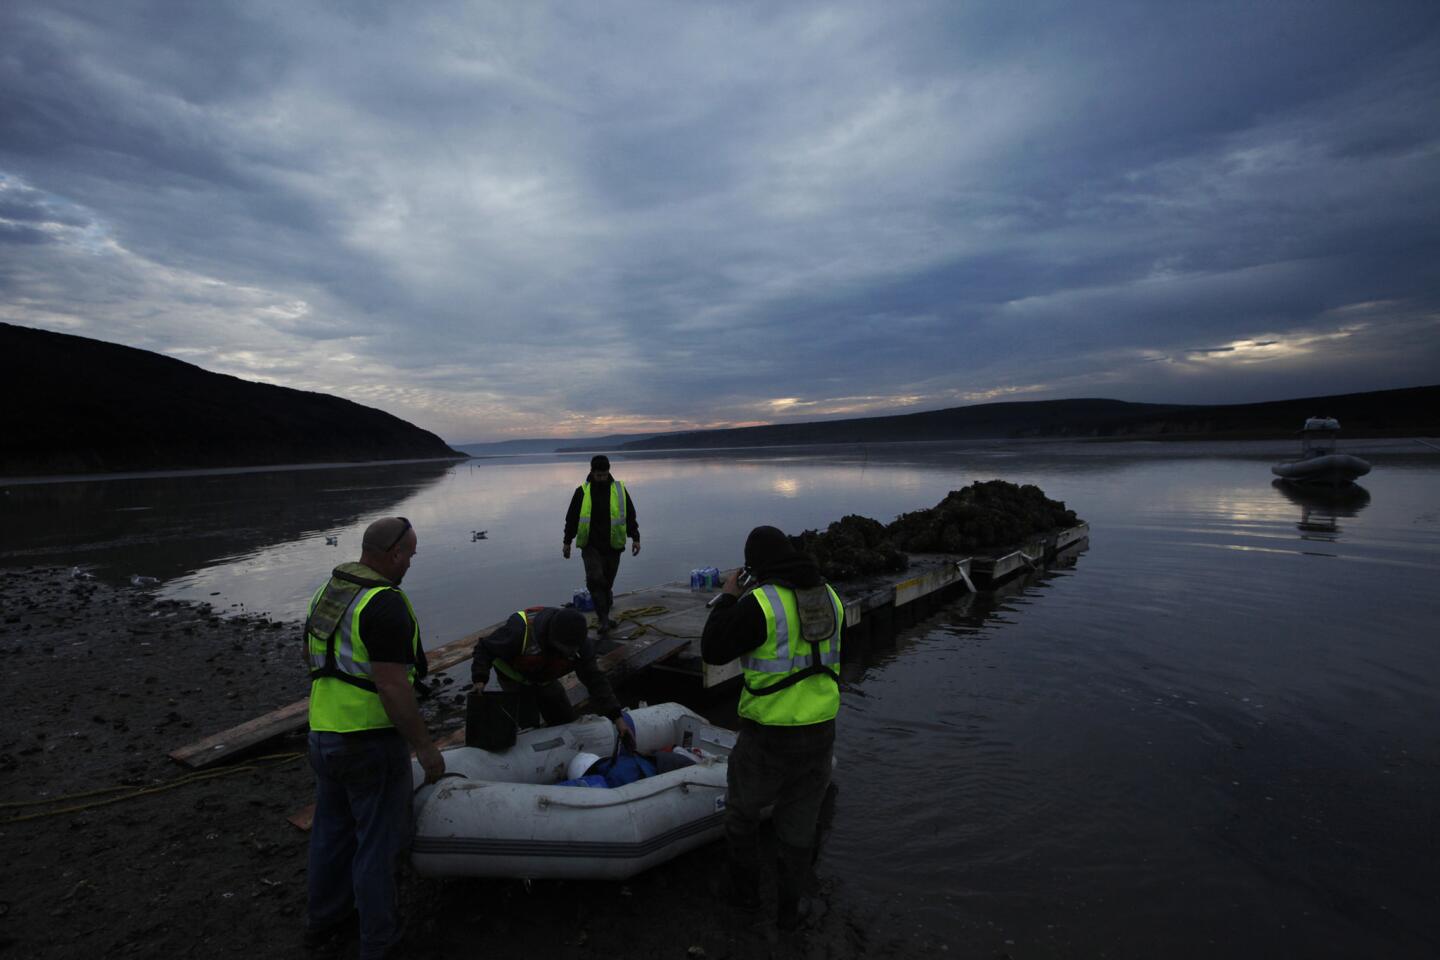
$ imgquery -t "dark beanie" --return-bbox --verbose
[549,609,587,653]
[590,454,611,473]
[744,525,795,570]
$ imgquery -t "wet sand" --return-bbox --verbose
[0,568,877,959]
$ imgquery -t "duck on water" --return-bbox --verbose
[1271,417,1372,486]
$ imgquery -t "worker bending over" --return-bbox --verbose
[469,606,630,748]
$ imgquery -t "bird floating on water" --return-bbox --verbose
[471,530,488,541]
[324,535,338,546]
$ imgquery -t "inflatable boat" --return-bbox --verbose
[410,702,737,880]
[1271,417,1371,486]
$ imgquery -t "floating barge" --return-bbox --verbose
[169,522,1089,770]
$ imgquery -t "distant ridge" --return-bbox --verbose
[3,322,467,476]
[616,386,1440,451]
[459,432,665,456]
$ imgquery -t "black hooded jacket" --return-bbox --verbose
[471,607,622,719]
[563,473,640,553]
[700,527,833,665]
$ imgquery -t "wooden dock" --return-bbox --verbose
[169,522,1089,769]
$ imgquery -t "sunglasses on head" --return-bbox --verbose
[383,517,411,552]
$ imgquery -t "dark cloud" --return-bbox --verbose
[0,222,51,245]
[1,0,1438,440]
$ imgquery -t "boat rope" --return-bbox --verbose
[0,751,303,824]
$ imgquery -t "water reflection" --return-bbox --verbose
[842,537,1089,682]
[770,476,801,498]
[1271,479,1371,542]
[3,440,1437,955]
[0,460,455,587]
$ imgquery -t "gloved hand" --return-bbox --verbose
[614,714,636,749]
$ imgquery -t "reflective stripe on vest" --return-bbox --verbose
[738,583,843,727]
[493,609,545,685]
[306,573,419,733]
[575,480,627,550]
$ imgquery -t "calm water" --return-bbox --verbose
[3,439,1438,957]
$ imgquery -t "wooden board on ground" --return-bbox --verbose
[169,624,501,768]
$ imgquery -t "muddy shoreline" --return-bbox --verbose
[0,568,889,959]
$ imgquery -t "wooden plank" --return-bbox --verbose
[169,698,311,769]
[170,624,503,768]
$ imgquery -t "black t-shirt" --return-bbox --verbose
[358,588,427,675]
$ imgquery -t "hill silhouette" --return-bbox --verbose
[3,322,466,476]
[615,386,1440,450]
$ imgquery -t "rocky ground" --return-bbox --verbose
[0,568,886,960]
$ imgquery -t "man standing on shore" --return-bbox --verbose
[303,516,445,959]
[563,455,639,639]
[701,525,844,931]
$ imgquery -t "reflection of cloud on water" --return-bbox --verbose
[771,477,801,498]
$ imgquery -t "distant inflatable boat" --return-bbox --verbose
[409,703,738,880]
[1271,417,1371,486]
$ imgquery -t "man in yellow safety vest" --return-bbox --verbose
[562,455,639,639]
[701,525,844,931]
[303,516,445,958]
[467,605,631,750]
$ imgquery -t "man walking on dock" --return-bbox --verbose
[701,525,844,931]
[563,455,640,639]
[302,516,445,959]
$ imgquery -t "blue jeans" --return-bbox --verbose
[307,730,413,959]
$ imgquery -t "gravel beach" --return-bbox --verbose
[0,567,878,960]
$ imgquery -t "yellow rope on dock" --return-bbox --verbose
[0,751,303,824]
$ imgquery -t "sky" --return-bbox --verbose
[2,2,1438,444]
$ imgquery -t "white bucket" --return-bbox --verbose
[623,705,684,753]
[567,751,601,780]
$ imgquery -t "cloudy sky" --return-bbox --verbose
[3,1,1438,443]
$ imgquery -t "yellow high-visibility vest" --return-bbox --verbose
[305,563,419,732]
[576,480,628,549]
[737,583,843,727]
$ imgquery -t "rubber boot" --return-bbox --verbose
[719,830,763,911]
[775,842,814,931]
